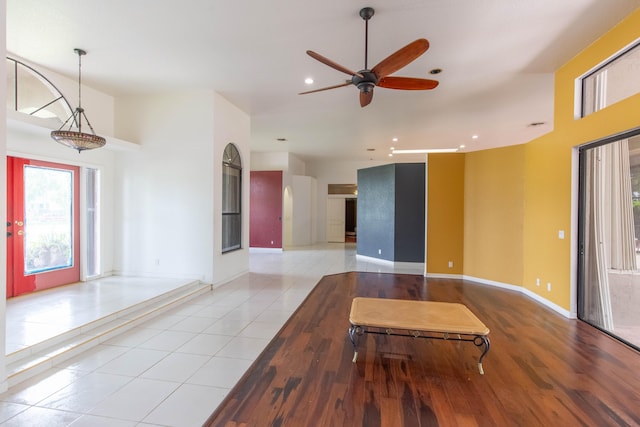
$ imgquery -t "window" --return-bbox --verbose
[580,40,640,117]
[222,143,242,253]
[85,168,101,278]
[6,57,73,121]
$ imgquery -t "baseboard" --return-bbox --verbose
[249,247,283,253]
[111,270,204,281]
[426,273,463,279]
[462,275,574,319]
[355,254,424,271]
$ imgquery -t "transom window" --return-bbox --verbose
[580,40,640,117]
[6,57,73,122]
[222,143,242,253]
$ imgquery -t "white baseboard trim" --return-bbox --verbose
[249,247,283,253]
[425,273,464,279]
[462,275,574,319]
[356,254,424,270]
[356,254,394,266]
[110,270,203,282]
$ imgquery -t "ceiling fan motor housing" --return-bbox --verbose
[353,70,378,93]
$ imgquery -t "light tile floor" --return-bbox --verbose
[0,243,423,426]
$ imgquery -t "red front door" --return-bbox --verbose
[6,157,80,297]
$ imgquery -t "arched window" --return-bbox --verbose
[6,57,73,122]
[222,143,242,253]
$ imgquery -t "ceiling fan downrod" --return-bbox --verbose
[360,7,374,70]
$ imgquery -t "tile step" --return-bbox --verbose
[6,280,211,387]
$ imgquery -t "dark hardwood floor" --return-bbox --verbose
[205,272,640,426]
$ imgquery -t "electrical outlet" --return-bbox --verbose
[547,282,551,292]
[448,261,453,268]
[378,249,381,255]
[536,278,540,286]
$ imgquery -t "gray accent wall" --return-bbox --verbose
[357,163,425,262]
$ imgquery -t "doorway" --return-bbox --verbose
[345,198,357,242]
[327,197,358,243]
[6,156,80,297]
[578,133,640,350]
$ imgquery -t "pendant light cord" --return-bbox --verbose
[74,48,86,132]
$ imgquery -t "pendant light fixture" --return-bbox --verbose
[50,48,106,152]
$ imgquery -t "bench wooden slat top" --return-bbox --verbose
[349,297,489,336]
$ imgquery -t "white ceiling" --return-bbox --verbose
[7,0,640,162]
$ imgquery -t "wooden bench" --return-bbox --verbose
[348,297,491,374]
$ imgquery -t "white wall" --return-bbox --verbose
[211,93,251,285]
[114,91,251,286]
[114,91,216,282]
[250,151,305,174]
[283,186,293,248]
[291,175,316,246]
[250,152,289,171]
[288,153,306,175]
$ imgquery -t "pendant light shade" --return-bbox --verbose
[50,48,106,153]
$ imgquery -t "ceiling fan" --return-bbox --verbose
[299,7,439,107]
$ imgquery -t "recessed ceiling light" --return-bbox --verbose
[392,137,398,142]
[276,137,287,142]
[390,147,394,150]
[366,148,375,151]
[304,77,314,85]
[472,135,479,139]
[388,153,393,157]
[429,68,442,75]
[459,144,466,149]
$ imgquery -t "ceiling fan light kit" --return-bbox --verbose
[51,48,106,153]
[300,7,439,107]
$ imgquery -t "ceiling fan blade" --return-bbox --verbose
[299,81,352,95]
[360,89,373,107]
[378,76,439,90]
[307,51,364,78]
[371,39,430,79]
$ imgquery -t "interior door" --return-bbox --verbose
[249,171,283,248]
[6,157,80,297]
[327,198,346,243]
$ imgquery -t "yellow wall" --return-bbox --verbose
[522,7,640,309]
[427,154,465,274]
[463,145,525,285]
[462,7,640,310]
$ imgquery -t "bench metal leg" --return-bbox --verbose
[348,324,363,362]
[474,335,490,375]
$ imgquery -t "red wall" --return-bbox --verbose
[250,171,283,248]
